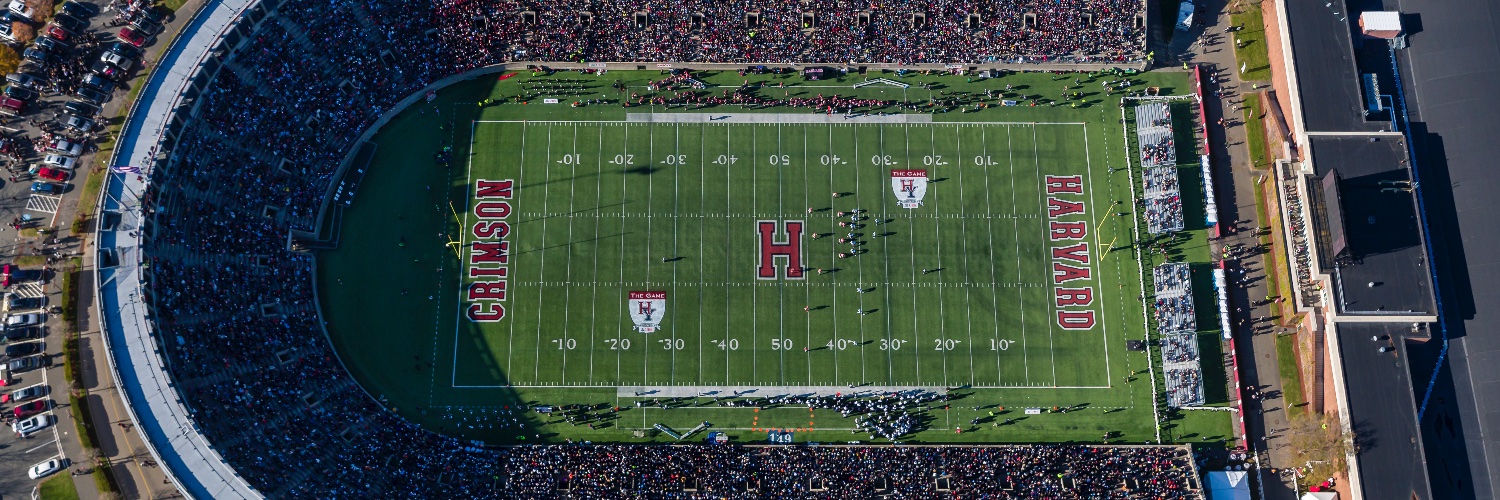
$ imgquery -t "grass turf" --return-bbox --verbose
[38,473,80,500]
[1242,93,1271,169]
[1230,2,1273,82]
[319,69,1232,446]
[1276,333,1307,415]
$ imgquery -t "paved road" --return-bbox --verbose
[1166,0,1302,498]
[0,0,207,496]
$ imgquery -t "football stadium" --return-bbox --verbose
[318,70,1229,451]
[41,0,1406,495]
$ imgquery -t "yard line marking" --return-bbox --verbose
[902,124,921,384]
[450,118,481,390]
[698,122,707,385]
[557,124,581,384]
[723,123,733,385]
[875,125,894,384]
[955,125,975,386]
[477,119,1086,126]
[1082,122,1112,387]
[751,124,759,384]
[780,121,792,384]
[1032,126,1058,386]
[588,124,604,384]
[926,126,949,387]
[1007,126,1031,384]
[616,124,630,384]
[844,125,865,386]
[981,126,1004,386]
[644,121,656,384]
[533,123,556,384]
[801,124,816,383]
[670,123,681,385]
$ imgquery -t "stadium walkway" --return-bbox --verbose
[62,0,215,497]
[1172,0,1301,498]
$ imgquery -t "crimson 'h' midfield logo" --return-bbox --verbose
[756,220,804,280]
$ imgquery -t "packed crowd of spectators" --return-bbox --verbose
[436,0,1146,69]
[1143,195,1185,235]
[1134,102,1186,234]
[122,0,1176,494]
[1152,263,1203,407]
[1282,179,1321,305]
[495,444,1200,498]
[1164,368,1204,408]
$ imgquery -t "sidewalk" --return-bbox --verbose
[1171,0,1301,498]
[55,0,212,497]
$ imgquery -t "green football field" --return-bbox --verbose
[457,119,1113,389]
[318,70,1232,446]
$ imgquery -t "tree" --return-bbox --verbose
[0,45,18,76]
[1287,411,1356,487]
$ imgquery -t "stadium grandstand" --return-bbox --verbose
[76,0,1227,497]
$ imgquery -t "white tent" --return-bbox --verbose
[1301,492,1338,500]
[1206,471,1251,500]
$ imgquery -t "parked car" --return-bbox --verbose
[12,413,53,437]
[58,1,93,18]
[4,340,41,357]
[0,13,15,43]
[12,399,51,418]
[3,326,42,342]
[46,138,83,156]
[130,15,162,36]
[29,181,58,194]
[4,0,28,20]
[117,26,149,47]
[21,47,53,66]
[80,73,115,94]
[34,35,68,53]
[75,86,109,104]
[42,154,76,170]
[6,354,48,373]
[89,60,124,80]
[99,50,133,70]
[63,100,97,117]
[4,383,46,404]
[4,85,36,101]
[104,41,140,60]
[45,23,70,41]
[62,114,94,133]
[51,13,86,34]
[28,457,65,479]
[6,293,46,310]
[0,96,24,115]
[5,71,41,90]
[31,166,68,182]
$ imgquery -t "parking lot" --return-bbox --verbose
[0,0,174,495]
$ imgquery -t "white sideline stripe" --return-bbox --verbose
[628,113,931,124]
[617,385,948,397]
[515,212,1040,220]
[446,383,1109,390]
[475,120,1086,125]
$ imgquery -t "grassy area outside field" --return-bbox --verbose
[1230,2,1272,81]
[38,472,81,500]
[1242,93,1271,169]
[317,69,1232,448]
[1276,333,1306,415]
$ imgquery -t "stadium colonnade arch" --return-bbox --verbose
[90,0,1159,497]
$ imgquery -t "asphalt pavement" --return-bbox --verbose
[0,0,203,497]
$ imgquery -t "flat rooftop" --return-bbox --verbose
[1336,323,1432,500]
[1285,0,1393,132]
[1309,136,1434,314]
